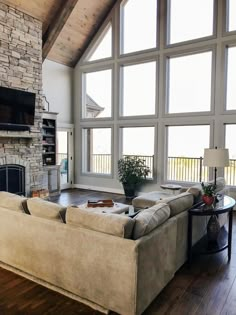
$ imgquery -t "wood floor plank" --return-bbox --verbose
[0,188,235,315]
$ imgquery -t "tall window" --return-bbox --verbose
[167,125,210,182]
[226,46,236,110]
[167,51,212,113]
[121,126,155,178]
[225,124,236,186]
[120,0,157,54]
[87,24,112,62]
[83,69,112,118]
[227,0,236,32]
[121,61,156,116]
[82,128,112,174]
[167,0,214,44]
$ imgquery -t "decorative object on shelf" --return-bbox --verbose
[201,182,216,206]
[118,156,150,199]
[203,147,229,186]
[207,215,221,242]
[87,199,114,208]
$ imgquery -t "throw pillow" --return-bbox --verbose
[27,197,66,223]
[132,203,170,240]
[0,191,27,213]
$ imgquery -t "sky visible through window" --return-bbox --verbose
[168,52,212,113]
[225,125,236,159]
[85,69,111,118]
[168,126,210,158]
[168,0,214,44]
[122,62,156,116]
[121,0,157,54]
[228,0,236,31]
[226,47,236,110]
[122,127,154,156]
[88,24,112,61]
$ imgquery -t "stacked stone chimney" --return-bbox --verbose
[0,3,43,195]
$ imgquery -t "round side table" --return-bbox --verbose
[188,195,235,265]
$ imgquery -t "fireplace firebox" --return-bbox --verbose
[0,164,25,195]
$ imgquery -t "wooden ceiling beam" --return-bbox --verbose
[42,0,79,61]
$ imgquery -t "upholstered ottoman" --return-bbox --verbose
[132,191,172,209]
[77,202,130,214]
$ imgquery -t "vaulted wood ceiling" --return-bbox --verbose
[1,0,116,67]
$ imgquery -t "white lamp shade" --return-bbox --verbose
[203,148,229,167]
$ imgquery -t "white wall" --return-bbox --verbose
[42,59,73,125]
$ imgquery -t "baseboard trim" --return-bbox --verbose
[73,184,124,195]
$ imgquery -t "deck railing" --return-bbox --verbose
[91,154,154,178]
[84,153,236,185]
[225,159,236,186]
[167,156,208,183]
[91,154,111,174]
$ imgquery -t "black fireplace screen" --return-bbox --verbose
[0,164,25,195]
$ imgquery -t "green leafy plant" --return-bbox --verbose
[201,182,216,197]
[118,156,150,186]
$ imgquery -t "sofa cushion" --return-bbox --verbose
[66,206,134,239]
[0,191,27,212]
[27,197,65,223]
[132,191,172,209]
[156,192,194,217]
[132,203,170,240]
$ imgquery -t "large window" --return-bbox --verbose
[226,46,236,110]
[121,126,155,178]
[227,0,236,32]
[167,51,212,113]
[79,0,236,190]
[121,61,156,116]
[82,128,112,174]
[83,69,112,119]
[225,124,236,186]
[167,125,210,182]
[120,0,157,54]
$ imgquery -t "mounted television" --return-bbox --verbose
[0,86,36,131]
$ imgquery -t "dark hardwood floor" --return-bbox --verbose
[1,188,236,315]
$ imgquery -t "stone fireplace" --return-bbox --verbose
[0,3,44,196]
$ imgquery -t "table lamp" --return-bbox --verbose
[203,147,229,186]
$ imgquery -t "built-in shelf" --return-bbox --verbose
[42,113,57,166]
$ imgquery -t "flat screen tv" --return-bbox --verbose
[0,86,36,131]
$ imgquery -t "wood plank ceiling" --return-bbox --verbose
[1,0,116,67]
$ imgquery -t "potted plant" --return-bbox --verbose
[118,156,150,199]
[201,182,216,206]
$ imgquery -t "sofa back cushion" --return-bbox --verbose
[132,203,170,240]
[27,197,65,223]
[0,191,27,212]
[66,206,134,239]
[156,192,193,217]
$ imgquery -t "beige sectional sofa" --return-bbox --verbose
[0,189,208,315]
